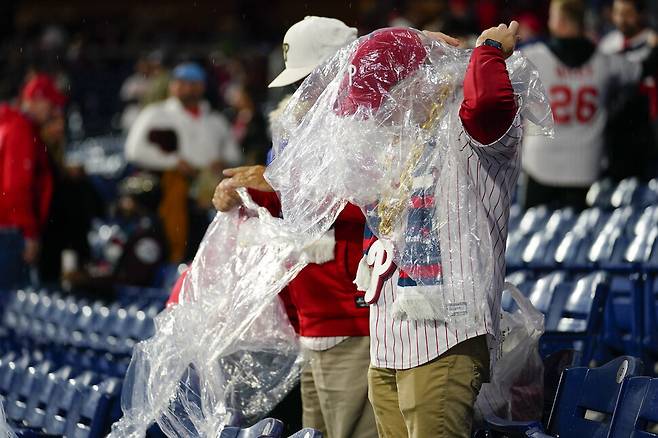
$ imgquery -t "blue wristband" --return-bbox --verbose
[483,39,503,51]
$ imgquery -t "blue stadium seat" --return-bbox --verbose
[522,209,575,269]
[607,376,655,438]
[642,275,658,363]
[610,178,643,209]
[527,272,567,316]
[588,207,638,271]
[554,208,610,270]
[219,418,285,438]
[506,206,550,270]
[539,273,608,364]
[483,356,644,438]
[547,356,643,437]
[66,378,121,438]
[586,179,615,209]
[22,367,73,429]
[42,378,87,436]
[0,355,30,399]
[603,274,644,359]
[287,429,322,438]
[5,362,53,423]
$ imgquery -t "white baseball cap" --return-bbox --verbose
[268,16,357,88]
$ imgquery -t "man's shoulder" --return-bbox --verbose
[520,41,550,58]
[599,30,622,54]
[0,105,35,137]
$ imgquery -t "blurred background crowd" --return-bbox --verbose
[0,0,656,296]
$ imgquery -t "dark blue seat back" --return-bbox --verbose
[608,376,654,438]
[547,356,643,438]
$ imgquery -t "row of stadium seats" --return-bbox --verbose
[0,351,121,438]
[506,204,658,271]
[505,269,658,368]
[1,289,160,356]
[478,356,658,438]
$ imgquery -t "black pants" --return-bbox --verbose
[522,173,590,211]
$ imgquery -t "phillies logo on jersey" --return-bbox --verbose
[364,239,396,304]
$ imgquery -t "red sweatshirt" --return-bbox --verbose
[0,105,53,239]
[249,189,369,337]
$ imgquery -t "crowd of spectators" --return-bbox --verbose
[0,0,655,295]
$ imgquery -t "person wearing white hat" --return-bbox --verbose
[268,16,358,88]
[213,16,377,438]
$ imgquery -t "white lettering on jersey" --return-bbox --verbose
[364,239,396,304]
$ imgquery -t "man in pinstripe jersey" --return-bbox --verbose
[354,23,524,438]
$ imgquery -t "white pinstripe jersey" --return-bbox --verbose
[369,114,523,370]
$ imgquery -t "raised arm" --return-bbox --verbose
[459,22,520,145]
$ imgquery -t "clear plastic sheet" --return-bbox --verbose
[111,27,552,437]
[267,27,552,327]
[109,190,306,437]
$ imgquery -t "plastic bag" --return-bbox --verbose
[109,190,306,437]
[267,27,553,329]
[475,282,545,422]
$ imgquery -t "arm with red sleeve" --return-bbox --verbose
[459,45,518,144]
[1,122,40,238]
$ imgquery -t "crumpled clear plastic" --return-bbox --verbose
[109,190,307,437]
[267,27,553,328]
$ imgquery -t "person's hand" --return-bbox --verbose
[476,21,520,58]
[176,159,197,177]
[222,165,274,192]
[212,179,242,212]
[422,31,461,47]
[648,30,658,48]
[23,238,39,264]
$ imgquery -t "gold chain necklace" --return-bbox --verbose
[376,85,453,237]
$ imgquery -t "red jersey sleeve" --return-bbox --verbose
[1,123,39,238]
[247,188,281,217]
[459,45,518,145]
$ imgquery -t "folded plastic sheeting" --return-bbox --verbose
[267,27,552,330]
[109,191,308,437]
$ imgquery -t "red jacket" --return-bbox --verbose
[249,189,369,337]
[0,105,53,239]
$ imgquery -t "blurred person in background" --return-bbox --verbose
[0,74,62,288]
[223,82,269,165]
[599,0,658,180]
[139,50,171,106]
[119,54,154,132]
[516,12,545,46]
[212,16,376,438]
[520,0,658,210]
[37,110,105,286]
[65,173,168,297]
[125,62,240,263]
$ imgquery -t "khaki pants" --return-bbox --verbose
[368,335,489,438]
[301,336,378,438]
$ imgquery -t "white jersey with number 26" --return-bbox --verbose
[521,42,641,187]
